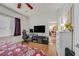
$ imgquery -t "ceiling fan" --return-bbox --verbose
[17,3,33,10]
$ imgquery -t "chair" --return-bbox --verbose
[31,34,38,42]
[22,30,29,42]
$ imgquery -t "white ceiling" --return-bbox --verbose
[1,3,72,17]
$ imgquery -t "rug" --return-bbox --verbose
[0,41,46,56]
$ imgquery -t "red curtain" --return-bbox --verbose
[14,18,21,36]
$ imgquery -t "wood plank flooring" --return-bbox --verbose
[21,41,57,56]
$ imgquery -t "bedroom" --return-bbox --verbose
[0,3,76,56]
[0,3,57,56]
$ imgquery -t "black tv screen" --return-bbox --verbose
[34,25,45,33]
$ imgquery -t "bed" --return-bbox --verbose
[0,41,46,56]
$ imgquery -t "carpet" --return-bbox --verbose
[0,41,46,56]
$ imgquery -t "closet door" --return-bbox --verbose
[56,31,72,56]
[0,15,12,37]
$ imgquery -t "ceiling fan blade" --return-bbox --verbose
[25,3,33,10]
[17,3,22,8]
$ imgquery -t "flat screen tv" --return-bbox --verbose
[34,25,45,33]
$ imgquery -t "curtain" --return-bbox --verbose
[14,18,21,36]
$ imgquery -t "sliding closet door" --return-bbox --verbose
[0,15,11,37]
[14,18,21,36]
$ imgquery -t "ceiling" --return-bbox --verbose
[1,3,72,17]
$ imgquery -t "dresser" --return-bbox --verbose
[56,31,72,56]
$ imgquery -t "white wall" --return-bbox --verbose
[56,4,79,56]
[56,4,74,55]
[0,4,29,33]
[56,4,73,30]
[29,4,73,37]
[72,4,79,56]
[29,13,56,36]
[0,4,29,41]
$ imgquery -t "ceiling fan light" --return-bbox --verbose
[26,3,33,10]
[17,3,21,8]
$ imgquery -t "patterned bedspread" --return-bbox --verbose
[0,41,46,56]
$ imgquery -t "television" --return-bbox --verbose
[34,25,45,33]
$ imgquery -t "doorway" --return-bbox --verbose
[48,22,58,56]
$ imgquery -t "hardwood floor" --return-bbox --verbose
[48,43,57,56]
[22,41,48,55]
[21,41,57,56]
[48,36,57,56]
